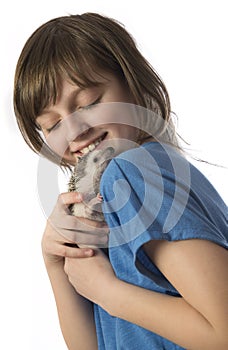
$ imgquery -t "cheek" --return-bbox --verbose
[88,103,140,131]
[45,130,69,158]
[105,125,139,156]
[43,114,85,158]
[111,125,138,141]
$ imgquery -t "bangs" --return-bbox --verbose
[15,16,123,123]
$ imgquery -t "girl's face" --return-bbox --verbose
[36,72,140,165]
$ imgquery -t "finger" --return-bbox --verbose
[58,192,83,208]
[45,217,109,247]
[60,229,109,247]
[66,215,110,234]
[54,242,95,258]
[50,214,109,235]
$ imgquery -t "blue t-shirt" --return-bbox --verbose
[93,142,228,350]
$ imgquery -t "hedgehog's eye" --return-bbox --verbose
[93,157,98,163]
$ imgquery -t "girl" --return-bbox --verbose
[14,13,228,350]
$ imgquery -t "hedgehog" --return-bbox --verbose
[68,146,114,249]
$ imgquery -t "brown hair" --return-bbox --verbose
[14,12,177,166]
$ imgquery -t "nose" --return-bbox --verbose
[64,112,91,143]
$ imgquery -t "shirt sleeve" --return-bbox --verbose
[100,146,228,252]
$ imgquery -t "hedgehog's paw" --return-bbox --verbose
[96,192,103,202]
[85,197,104,222]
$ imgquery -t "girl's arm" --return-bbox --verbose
[107,239,228,350]
[65,239,228,350]
[44,259,97,350]
[41,192,109,350]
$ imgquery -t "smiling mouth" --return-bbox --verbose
[76,132,108,156]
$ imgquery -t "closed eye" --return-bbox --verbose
[45,97,101,132]
[80,97,101,111]
[46,120,61,133]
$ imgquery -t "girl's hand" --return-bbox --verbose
[41,192,109,265]
[64,249,118,307]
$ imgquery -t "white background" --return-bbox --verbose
[1,0,227,349]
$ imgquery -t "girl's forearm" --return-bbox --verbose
[45,261,97,350]
[103,279,227,350]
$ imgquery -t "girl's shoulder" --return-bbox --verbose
[102,141,226,213]
[101,141,227,248]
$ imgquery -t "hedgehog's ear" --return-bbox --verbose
[106,147,115,156]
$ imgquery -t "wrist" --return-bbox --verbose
[43,254,65,270]
[100,278,126,316]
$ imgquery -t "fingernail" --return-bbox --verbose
[101,236,108,243]
[85,249,93,256]
[102,226,110,234]
[75,193,83,201]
